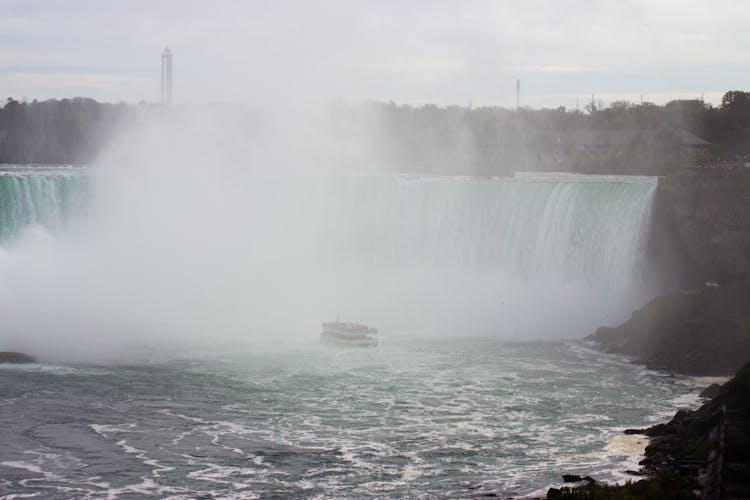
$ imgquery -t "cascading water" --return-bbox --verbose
[310,173,655,287]
[290,172,658,337]
[0,167,88,242]
[0,166,656,347]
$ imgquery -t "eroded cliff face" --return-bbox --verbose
[588,281,750,376]
[648,168,750,288]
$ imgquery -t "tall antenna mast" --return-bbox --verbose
[516,79,520,110]
[161,47,173,105]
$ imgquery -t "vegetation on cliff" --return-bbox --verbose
[547,470,697,499]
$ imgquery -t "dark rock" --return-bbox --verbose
[648,169,750,288]
[546,487,561,497]
[561,474,582,483]
[624,428,647,434]
[625,469,647,476]
[0,352,36,364]
[642,363,750,496]
[586,280,750,376]
[699,383,721,399]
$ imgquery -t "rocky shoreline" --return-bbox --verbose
[547,363,750,499]
[545,282,750,499]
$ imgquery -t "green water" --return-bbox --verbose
[0,166,88,242]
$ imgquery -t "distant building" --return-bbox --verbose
[542,129,711,151]
[482,128,710,151]
[161,47,173,105]
[480,128,710,155]
[479,128,712,173]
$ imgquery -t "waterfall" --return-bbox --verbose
[219,171,658,337]
[309,173,656,292]
[0,169,88,242]
[0,167,656,344]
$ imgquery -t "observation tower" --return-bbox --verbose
[161,47,173,105]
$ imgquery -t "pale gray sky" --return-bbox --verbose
[0,0,747,108]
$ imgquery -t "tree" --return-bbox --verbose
[721,91,750,112]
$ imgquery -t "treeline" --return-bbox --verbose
[0,98,144,164]
[2,92,750,173]
[363,90,750,175]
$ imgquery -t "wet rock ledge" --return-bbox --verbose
[0,352,36,364]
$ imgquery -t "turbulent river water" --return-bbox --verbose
[0,165,697,498]
[0,338,705,499]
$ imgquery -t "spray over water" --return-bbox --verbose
[0,110,656,360]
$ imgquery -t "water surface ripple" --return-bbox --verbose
[0,338,699,498]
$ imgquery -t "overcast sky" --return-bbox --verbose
[0,0,748,108]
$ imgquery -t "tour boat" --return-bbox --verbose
[321,320,378,347]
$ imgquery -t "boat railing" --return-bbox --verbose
[321,322,378,334]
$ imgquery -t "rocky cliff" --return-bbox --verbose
[587,281,750,376]
[648,168,750,289]
[638,363,750,499]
